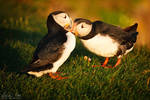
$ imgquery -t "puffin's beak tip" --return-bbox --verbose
[64,24,71,31]
[69,28,73,32]
[74,32,78,36]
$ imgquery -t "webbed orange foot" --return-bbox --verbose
[49,72,68,80]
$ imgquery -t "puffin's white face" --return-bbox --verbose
[73,22,92,37]
[52,13,72,31]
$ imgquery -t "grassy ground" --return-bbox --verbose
[0,0,150,100]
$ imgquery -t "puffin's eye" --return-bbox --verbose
[81,24,84,28]
[64,15,67,19]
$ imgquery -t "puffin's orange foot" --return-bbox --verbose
[56,76,68,80]
[101,57,109,66]
[92,65,100,67]
[101,58,121,68]
[49,72,68,80]
[92,57,109,68]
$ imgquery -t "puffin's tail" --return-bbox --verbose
[21,58,45,72]
[21,63,53,73]
[124,23,139,43]
[21,65,34,73]
[124,23,138,33]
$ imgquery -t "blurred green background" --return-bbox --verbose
[1,0,150,48]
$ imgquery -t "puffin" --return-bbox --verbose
[22,11,76,80]
[71,18,138,68]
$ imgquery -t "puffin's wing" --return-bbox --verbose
[123,23,138,33]
[22,34,66,72]
[37,39,65,63]
[93,21,126,37]
[120,23,138,43]
[93,21,138,43]
[34,33,67,62]
[33,34,51,56]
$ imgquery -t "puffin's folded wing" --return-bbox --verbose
[22,40,64,72]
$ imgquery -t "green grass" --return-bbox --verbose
[0,0,150,100]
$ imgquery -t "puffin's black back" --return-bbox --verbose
[94,21,138,42]
[22,12,68,72]
[82,21,138,45]
[79,21,138,57]
[33,12,67,58]
[93,21,138,54]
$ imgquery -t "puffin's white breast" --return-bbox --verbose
[28,32,76,77]
[52,32,76,72]
[81,34,119,57]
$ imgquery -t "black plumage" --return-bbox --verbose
[77,19,138,57]
[22,11,68,72]
[73,18,138,68]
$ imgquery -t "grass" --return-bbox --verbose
[0,0,150,100]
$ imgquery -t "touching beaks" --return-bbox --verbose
[69,22,75,32]
[64,24,71,31]
[74,31,78,36]
[69,26,74,32]
[69,23,78,36]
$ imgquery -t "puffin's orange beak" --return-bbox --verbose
[69,23,78,36]
[64,24,71,31]
[69,23,74,32]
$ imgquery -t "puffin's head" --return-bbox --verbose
[51,11,72,31]
[71,18,92,37]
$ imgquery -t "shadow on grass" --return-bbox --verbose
[0,28,44,47]
[0,45,24,72]
[0,27,44,72]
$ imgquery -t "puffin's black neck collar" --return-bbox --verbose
[79,21,105,40]
[79,24,97,40]
[47,14,67,35]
